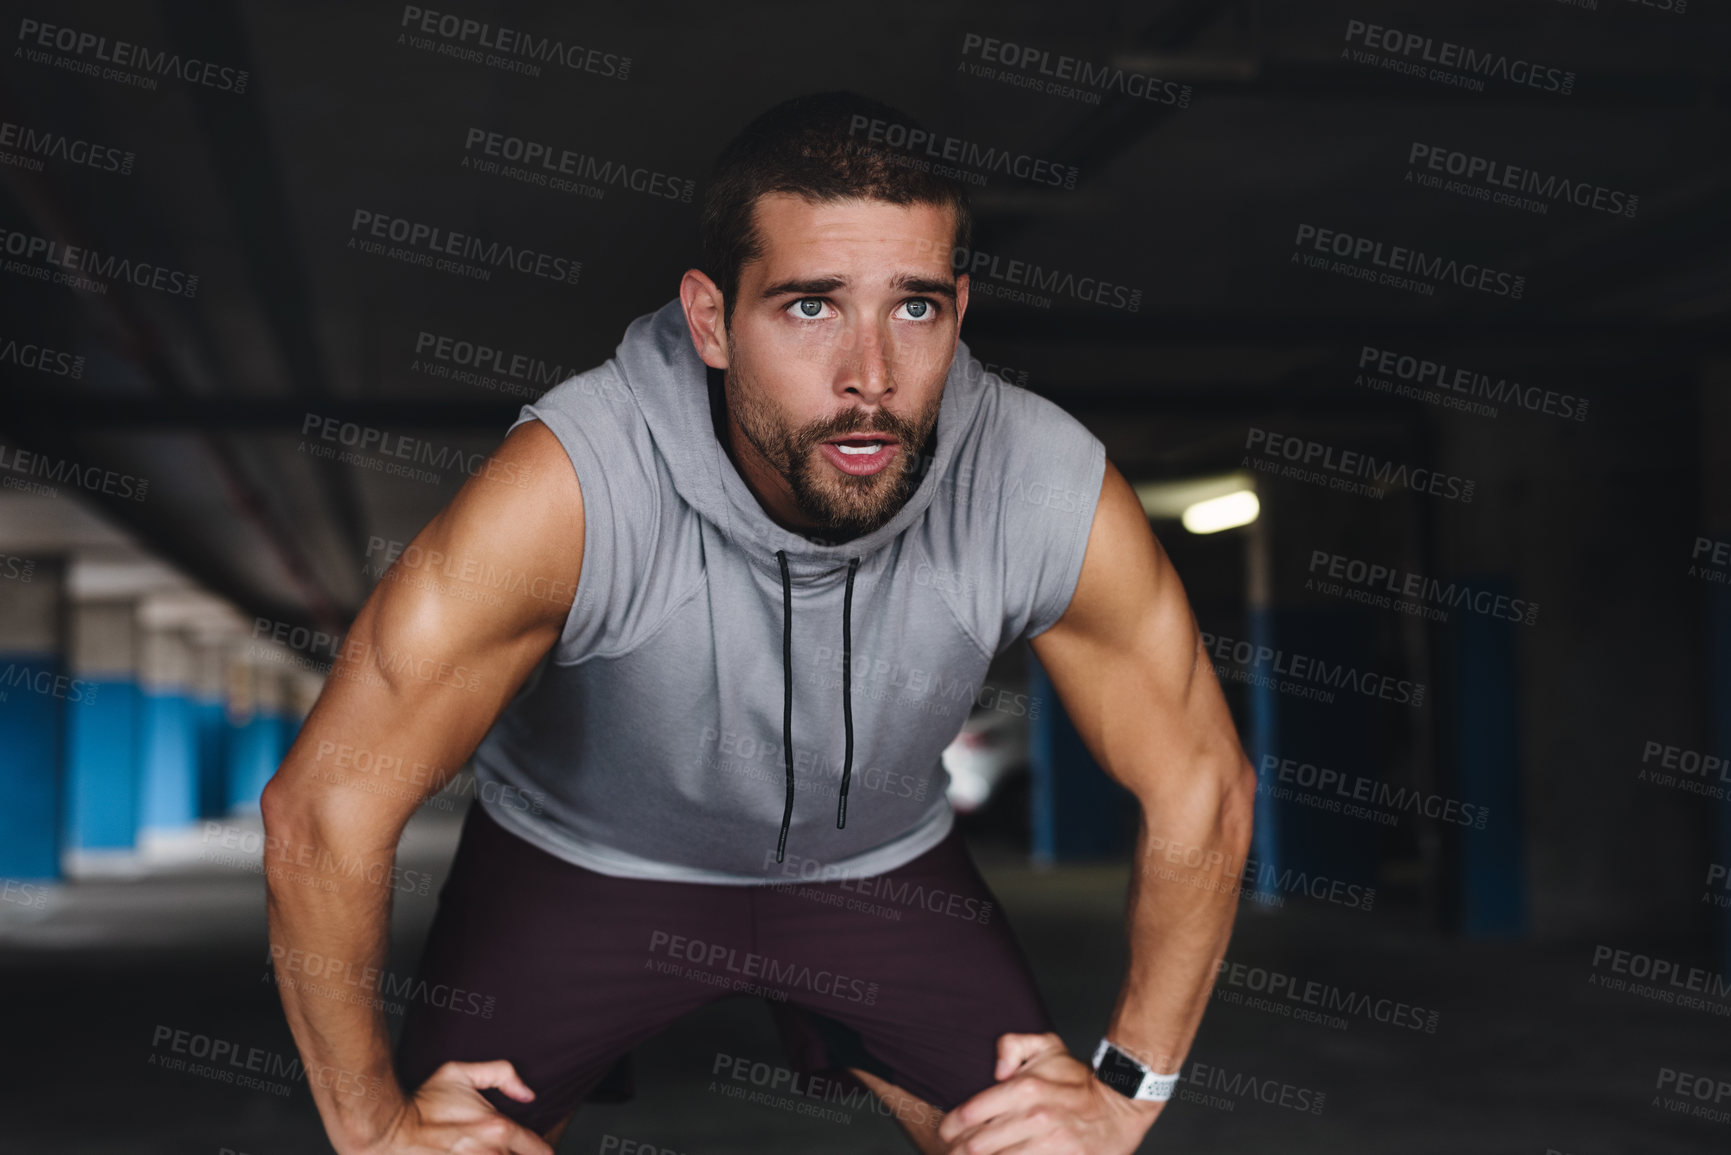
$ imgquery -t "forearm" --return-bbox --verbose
[262,798,409,1153]
[1104,754,1256,1079]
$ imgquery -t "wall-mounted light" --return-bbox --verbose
[1182,489,1260,534]
[1133,471,1259,534]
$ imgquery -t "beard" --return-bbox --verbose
[725,357,943,540]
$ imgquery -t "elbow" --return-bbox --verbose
[1217,754,1258,862]
[259,773,300,841]
[1132,745,1258,860]
[259,771,326,866]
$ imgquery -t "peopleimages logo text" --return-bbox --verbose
[1260,753,1489,829]
[1200,628,1424,708]
[1214,957,1440,1032]
[397,6,630,78]
[0,442,148,501]
[0,226,198,297]
[0,119,133,173]
[1358,346,1587,421]
[1294,224,1523,299]
[1307,548,1538,626]
[1246,427,1475,503]
[348,210,580,285]
[462,129,694,201]
[847,115,1079,189]
[930,240,1141,312]
[959,33,1192,107]
[1407,143,1636,218]
[16,17,250,93]
[1343,19,1575,95]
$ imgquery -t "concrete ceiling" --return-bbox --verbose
[1,0,1725,639]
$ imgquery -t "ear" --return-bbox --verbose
[680,269,730,370]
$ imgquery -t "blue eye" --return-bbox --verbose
[793,298,826,318]
[905,299,929,318]
[895,298,939,321]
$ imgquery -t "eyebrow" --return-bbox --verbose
[759,271,957,304]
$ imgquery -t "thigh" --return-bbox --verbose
[752,827,1055,1113]
[394,803,751,1132]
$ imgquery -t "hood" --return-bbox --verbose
[613,297,988,583]
[610,296,992,862]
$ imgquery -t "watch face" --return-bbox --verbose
[1096,1048,1145,1097]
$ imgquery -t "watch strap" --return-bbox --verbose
[1091,1037,1181,1102]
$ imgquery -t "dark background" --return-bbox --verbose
[2,1,1729,1151]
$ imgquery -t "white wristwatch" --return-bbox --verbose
[1091,1037,1181,1102]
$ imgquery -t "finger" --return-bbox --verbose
[455,1059,539,1102]
[937,1073,1040,1142]
[994,1032,1063,1081]
[942,1105,1052,1155]
[502,1117,558,1155]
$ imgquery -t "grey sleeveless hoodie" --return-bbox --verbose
[469,297,1106,883]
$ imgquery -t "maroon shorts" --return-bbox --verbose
[394,803,1055,1134]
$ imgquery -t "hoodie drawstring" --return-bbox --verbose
[773,549,862,863]
[775,550,795,863]
[837,556,859,828]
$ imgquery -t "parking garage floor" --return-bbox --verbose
[1,801,1720,1154]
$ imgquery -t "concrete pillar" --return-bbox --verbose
[191,639,230,819]
[0,554,66,880]
[1243,501,1283,903]
[1028,655,1138,865]
[225,656,288,812]
[1429,408,1533,939]
[63,599,141,864]
[1430,363,1699,940]
[1448,577,1528,937]
[285,668,322,749]
[146,591,250,822]
[1700,357,1731,971]
[136,621,199,856]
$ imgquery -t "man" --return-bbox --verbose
[261,90,1255,1154]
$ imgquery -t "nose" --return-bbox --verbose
[837,317,893,405]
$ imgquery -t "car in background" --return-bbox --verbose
[942,706,1030,814]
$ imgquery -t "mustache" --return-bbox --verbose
[798,407,922,445]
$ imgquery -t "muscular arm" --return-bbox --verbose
[1029,459,1257,1109]
[258,419,581,1154]
[939,460,1257,1152]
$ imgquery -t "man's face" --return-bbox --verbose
[713,193,967,537]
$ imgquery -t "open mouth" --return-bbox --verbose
[828,437,895,456]
[818,434,900,476]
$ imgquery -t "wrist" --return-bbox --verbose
[329,1092,408,1155]
[1091,1036,1182,1105]
[1098,1086,1164,1139]
[1125,1095,1165,1121]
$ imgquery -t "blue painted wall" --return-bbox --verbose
[1028,655,1138,864]
[0,652,66,878]
[139,690,198,832]
[225,710,287,812]
[63,676,141,851]
[193,696,228,819]
[1448,576,1529,937]
[1708,587,1731,972]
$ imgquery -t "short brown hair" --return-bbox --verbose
[700,91,973,328]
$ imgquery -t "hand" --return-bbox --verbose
[357,1060,555,1155]
[936,1032,1162,1154]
